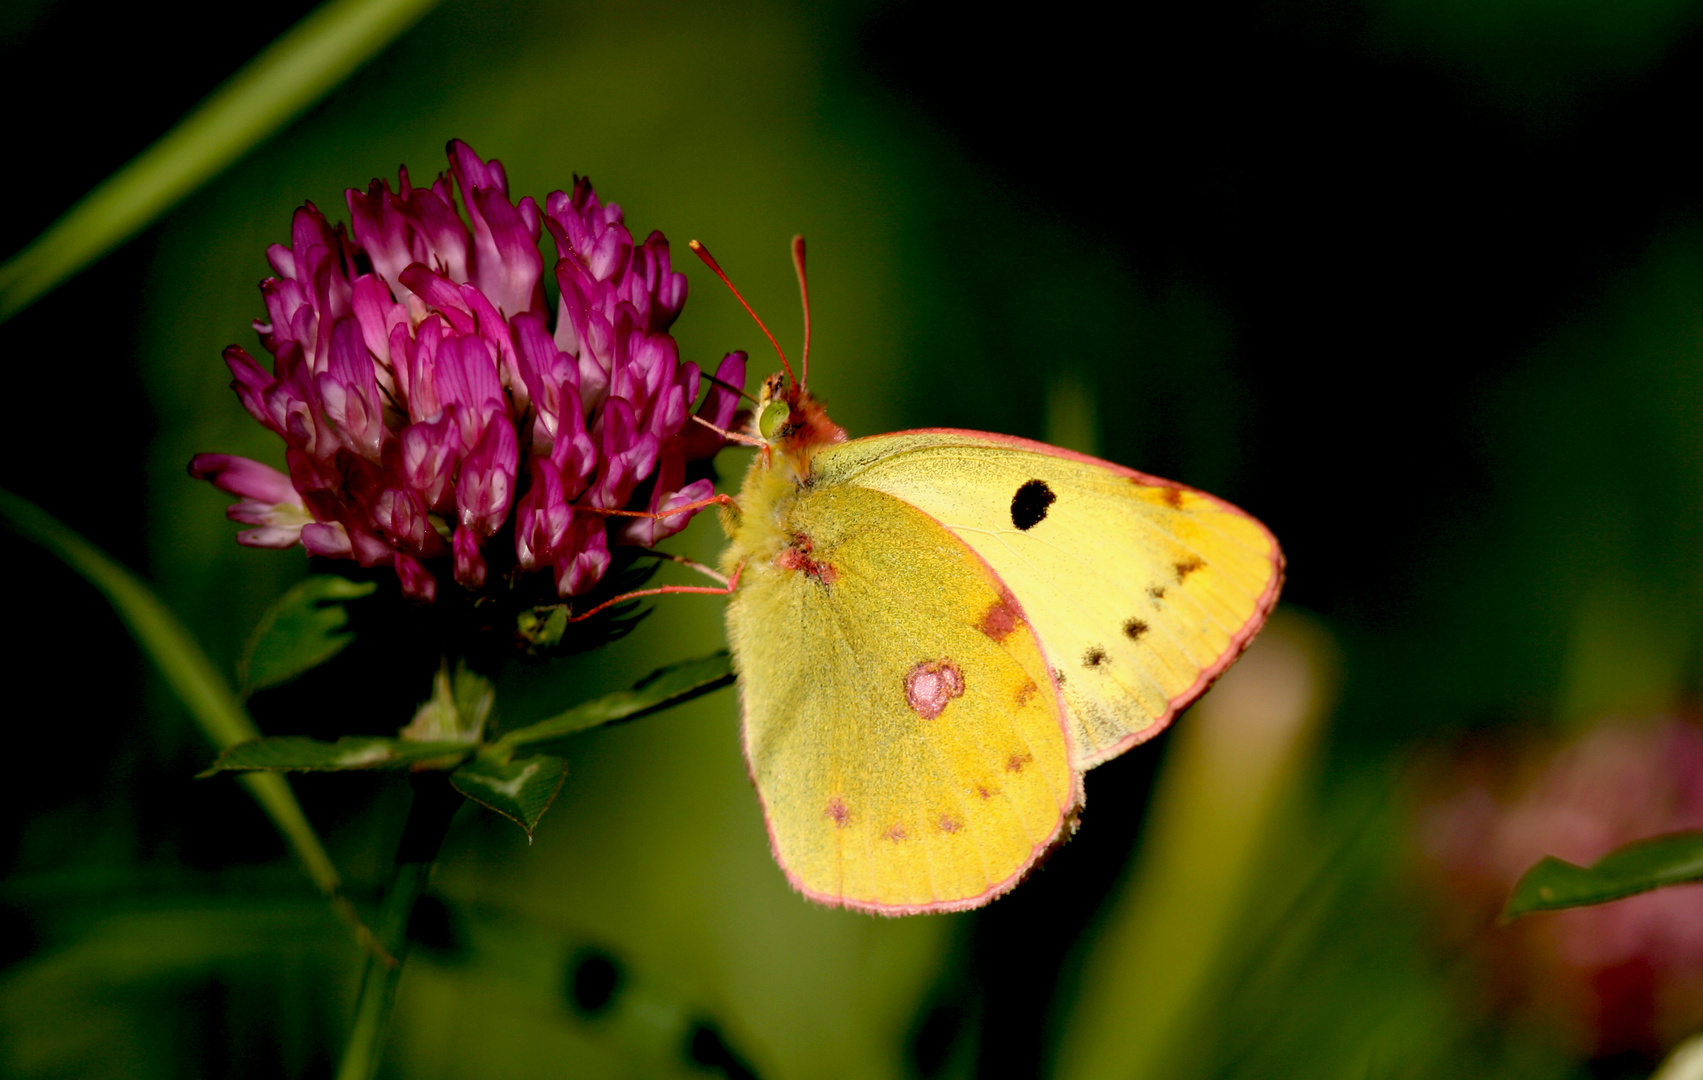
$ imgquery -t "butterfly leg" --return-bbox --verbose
[586,492,741,522]
[566,561,746,623]
[630,547,734,587]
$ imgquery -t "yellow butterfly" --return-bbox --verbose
[693,238,1283,915]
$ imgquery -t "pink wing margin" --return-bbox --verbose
[885,428,1287,771]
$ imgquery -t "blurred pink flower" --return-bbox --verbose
[1415,716,1703,1059]
[191,142,746,603]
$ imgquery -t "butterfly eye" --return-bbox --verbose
[758,400,790,442]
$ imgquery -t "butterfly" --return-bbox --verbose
[688,238,1283,915]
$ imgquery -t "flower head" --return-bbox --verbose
[192,142,745,608]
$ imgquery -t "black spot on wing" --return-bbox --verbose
[1123,618,1148,640]
[1174,557,1205,582]
[1010,480,1056,530]
[1083,646,1108,668]
[1148,585,1167,601]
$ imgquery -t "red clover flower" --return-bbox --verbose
[191,142,745,607]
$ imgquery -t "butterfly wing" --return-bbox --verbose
[812,430,1283,768]
[726,479,1080,914]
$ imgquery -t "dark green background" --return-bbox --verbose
[6,0,1703,1076]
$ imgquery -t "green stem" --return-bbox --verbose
[336,774,461,1080]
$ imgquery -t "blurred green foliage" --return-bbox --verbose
[9,0,1703,1077]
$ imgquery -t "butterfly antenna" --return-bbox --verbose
[689,240,797,387]
[792,234,811,390]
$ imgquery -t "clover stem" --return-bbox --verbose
[335,772,462,1080]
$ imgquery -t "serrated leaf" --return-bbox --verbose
[240,575,377,694]
[451,754,569,835]
[494,651,734,755]
[200,735,473,776]
[1504,831,1703,919]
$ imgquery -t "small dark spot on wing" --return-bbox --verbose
[1010,480,1056,530]
[1083,646,1108,668]
[825,796,849,828]
[1124,618,1148,640]
[979,588,1021,642]
[1174,556,1204,582]
[1148,585,1167,601]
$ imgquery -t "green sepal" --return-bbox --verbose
[493,651,734,756]
[399,661,494,743]
[239,575,377,694]
[199,735,473,777]
[1504,830,1703,919]
[517,604,569,652]
[451,754,569,836]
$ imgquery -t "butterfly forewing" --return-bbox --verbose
[813,430,1283,768]
[726,481,1080,913]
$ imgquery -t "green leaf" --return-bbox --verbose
[0,489,341,896]
[450,755,570,836]
[0,0,442,322]
[239,575,376,693]
[493,651,735,755]
[1504,831,1703,918]
[200,735,473,776]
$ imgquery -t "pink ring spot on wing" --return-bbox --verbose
[905,659,966,720]
[883,822,907,841]
[939,814,962,833]
[825,796,849,828]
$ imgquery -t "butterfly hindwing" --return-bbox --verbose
[813,430,1284,768]
[726,480,1080,914]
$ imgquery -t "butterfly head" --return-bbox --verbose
[755,371,846,465]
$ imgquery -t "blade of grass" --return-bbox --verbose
[0,0,441,322]
[0,489,387,961]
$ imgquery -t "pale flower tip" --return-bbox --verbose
[236,524,307,549]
